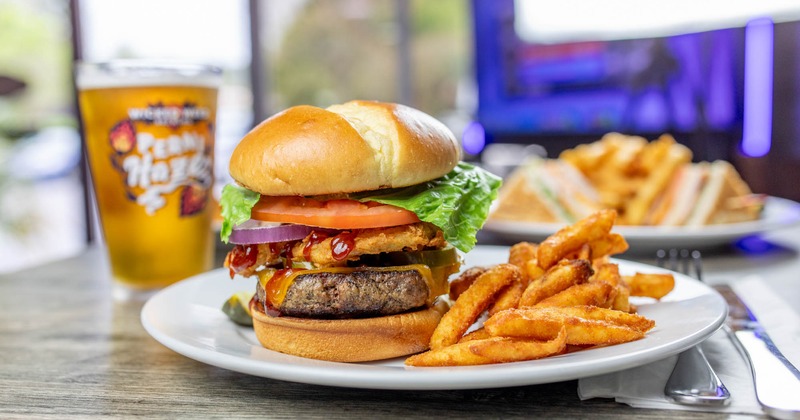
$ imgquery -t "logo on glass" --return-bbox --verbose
[108,103,212,216]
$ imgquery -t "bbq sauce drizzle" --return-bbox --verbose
[228,244,258,278]
[302,231,330,261]
[330,231,357,261]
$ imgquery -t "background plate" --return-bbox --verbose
[141,247,726,390]
[482,196,800,251]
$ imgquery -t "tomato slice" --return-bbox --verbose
[250,196,420,229]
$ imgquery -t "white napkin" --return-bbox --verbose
[577,275,800,414]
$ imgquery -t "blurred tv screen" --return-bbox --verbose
[473,0,749,138]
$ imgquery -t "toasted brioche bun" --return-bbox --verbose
[230,100,460,196]
[250,299,449,362]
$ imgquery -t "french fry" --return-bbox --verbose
[609,134,647,176]
[624,137,691,225]
[519,259,593,307]
[509,242,537,279]
[484,309,565,341]
[448,266,488,301]
[604,289,619,309]
[535,281,613,308]
[589,262,621,287]
[623,272,675,300]
[588,233,629,260]
[592,255,611,268]
[589,263,622,308]
[485,307,647,346]
[408,329,567,366]
[561,318,645,345]
[545,305,654,333]
[469,331,567,363]
[488,243,537,315]
[577,243,591,260]
[488,281,524,316]
[430,264,521,350]
[560,133,650,215]
[565,243,591,260]
[525,260,545,283]
[459,327,492,343]
[611,283,631,312]
[634,134,674,174]
[406,340,496,366]
[537,209,617,270]
[560,140,606,173]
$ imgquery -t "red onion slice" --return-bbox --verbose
[229,220,317,244]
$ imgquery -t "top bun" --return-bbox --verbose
[229,100,460,196]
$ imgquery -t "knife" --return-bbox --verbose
[713,284,800,419]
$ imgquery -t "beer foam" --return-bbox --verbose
[76,61,222,89]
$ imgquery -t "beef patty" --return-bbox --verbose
[255,269,430,319]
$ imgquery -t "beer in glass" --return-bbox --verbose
[76,61,221,297]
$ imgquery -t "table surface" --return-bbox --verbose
[4,225,800,419]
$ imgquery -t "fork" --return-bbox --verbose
[659,249,731,406]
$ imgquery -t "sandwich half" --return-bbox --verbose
[489,156,602,224]
[647,160,764,226]
[684,160,764,226]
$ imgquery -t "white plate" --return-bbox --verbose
[482,196,800,250]
[141,246,726,390]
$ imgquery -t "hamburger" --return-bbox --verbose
[219,100,502,362]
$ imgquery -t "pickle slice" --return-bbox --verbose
[385,246,460,267]
[291,260,315,270]
[222,291,254,326]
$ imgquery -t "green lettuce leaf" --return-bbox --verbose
[219,184,260,243]
[217,162,502,252]
[351,162,502,253]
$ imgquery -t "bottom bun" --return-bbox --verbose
[250,299,449,362]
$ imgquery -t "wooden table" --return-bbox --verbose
[5,223,799,418]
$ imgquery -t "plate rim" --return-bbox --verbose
[482,196,800,242]
[141,255,727,390]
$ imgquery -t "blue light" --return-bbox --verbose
[462,121,486,155]
[734,235,776,254]
[741,18,774,158]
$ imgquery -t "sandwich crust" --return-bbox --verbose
[229,100,460,196]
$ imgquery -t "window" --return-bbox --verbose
[0,0,83,272]
[261,0,471,119]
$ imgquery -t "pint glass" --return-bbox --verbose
[76,61,221,297]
